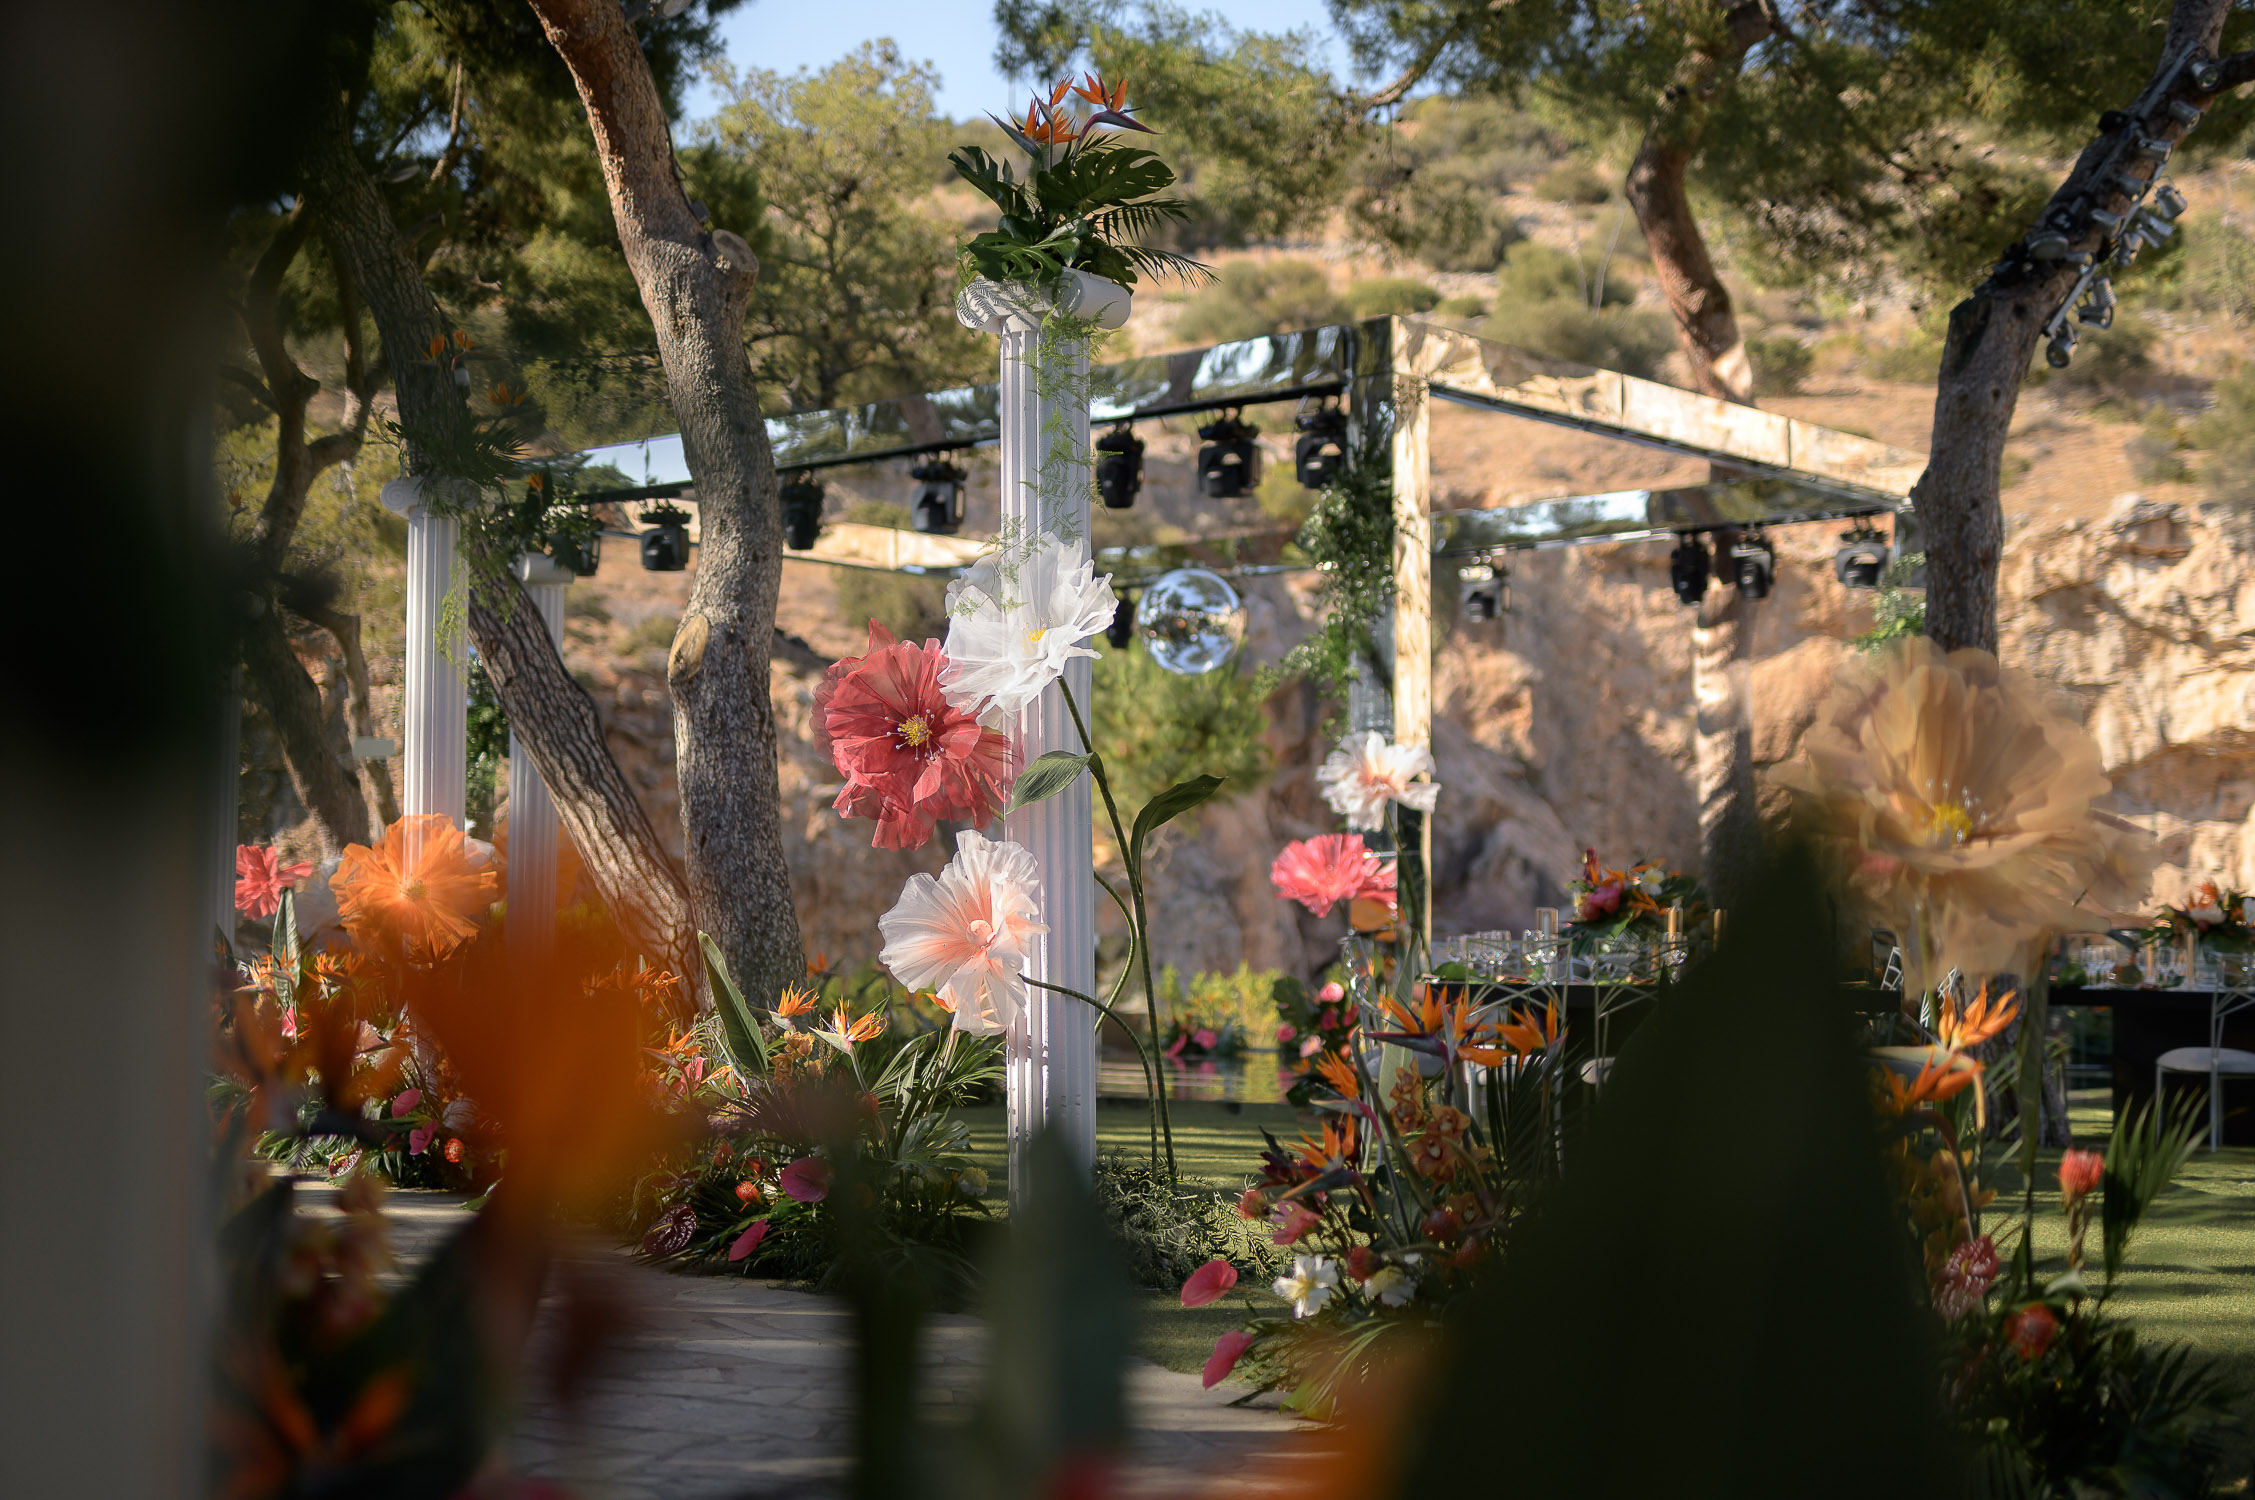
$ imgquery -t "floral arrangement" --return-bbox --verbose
[1148,963,1285,1062]
[2147,879,2253,953]
[1562,846,1705,952]
[949,74,1204,290]
[1196,981,1564,1415]
[627,946,1000,1295]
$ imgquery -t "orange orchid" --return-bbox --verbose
[329,815,498,961]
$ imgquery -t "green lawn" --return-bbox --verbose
[953,1091,2255,1411]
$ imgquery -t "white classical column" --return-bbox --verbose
[507,552,572,952]
[382,479,467,846]
[958,272,1132,1202]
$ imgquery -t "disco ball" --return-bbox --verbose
[1136,567,1243,675]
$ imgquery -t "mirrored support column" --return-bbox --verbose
[958,274,1131,1207]
[383,478,467,854]
[507,552,572,952]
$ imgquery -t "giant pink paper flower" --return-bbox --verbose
[878,831,1047,1035]
[816,621,1013,851]
[1270,834,1394,919]
[235,844,313,921]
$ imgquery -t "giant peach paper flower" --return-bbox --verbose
[940,537,1118,718]
[816,621,1013,850]
[1778,640,2153,993]
[330,814,499,960]
[1316,731,1441,832]
[1270,834,1395,918]
[877,831,1047,1035]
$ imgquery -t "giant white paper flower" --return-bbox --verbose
[940,536,1118,717]
[1316,731,1442,832]
[877,831,1047,1035]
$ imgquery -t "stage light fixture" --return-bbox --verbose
[1094,425,1144,509]
[2152,183,2188,220]
[2077,277,2117,328]
[2132,133,2173,161]
[553,531,602,577]
[1106,590,1136,648]
[2046,325,2079,369]
[909,457,967,535]
[1292,405,1349,490]
[779,473,825,551]
[1731,534,1775,600]
[1833,526,1891,591]
[1196,411,1261,499]
[638,502,691,571]
[2027,227,2072,260]
[1668,536,1710,606]
[1457,556,1508,621]
[2089,208,2125,234]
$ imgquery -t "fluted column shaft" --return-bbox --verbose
[507,553,572,951]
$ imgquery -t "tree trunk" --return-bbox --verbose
[298,601,401,828]
[1692,541,1760,908]
[1918,0,2250,653]
[1622,1,1778,404]
[241,604,372,853]
[298,93,699,982]
[528,0,806,1012]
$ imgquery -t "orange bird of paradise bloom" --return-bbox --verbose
[775,984,819,1019]
[824,1006,884,1047]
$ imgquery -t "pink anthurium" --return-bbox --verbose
[1180,1258,1237,1308]
[1203,1330,1256,1389]
[780,1156,833,1204]
[390,1088,423,1117]
[727,1220,770,1262]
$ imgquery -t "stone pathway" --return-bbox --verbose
[339,1188,1305,1498]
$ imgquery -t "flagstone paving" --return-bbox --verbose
[350,1187,1305,1499]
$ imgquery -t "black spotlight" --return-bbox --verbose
[910,457,967,535]
[1731,533,1775,599]
[1292,404,1349,490]
[1196,411,1261,499]
[2045,323,2078,369]
[1106,590,1136,648]
[1095,425,1144,509]
[1834,526,1891,591]
[553,530,602,577]
[1668,535,1710,606]
[779,473,825,551]
[1458,557,1508,621]
[638,501,691,571]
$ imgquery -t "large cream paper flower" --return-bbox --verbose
[877,831,1048,1035]
[1777,640,2153,993]
[1316,731,1442,832]
[940,537,1117,717]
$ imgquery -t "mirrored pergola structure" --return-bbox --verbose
[562,316,1922,946]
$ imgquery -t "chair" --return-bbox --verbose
[2155,987,2255,1151]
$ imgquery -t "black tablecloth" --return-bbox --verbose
[2052,986,2255,1145]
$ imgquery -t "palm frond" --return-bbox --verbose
[1109,243,1216,286]
[2101,1094,2204,1285]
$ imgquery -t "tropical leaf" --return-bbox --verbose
[2101,1095,2204,1284]
[949,146,1032,218]
[1109,242,1216,286]
[1031,144,1176,220]
[699,932,770,1080]
[1126,775,1224,883]
[1010,750,1096,812]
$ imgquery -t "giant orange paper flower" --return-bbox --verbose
[1778,639,2154,992]
[329,815,498,960]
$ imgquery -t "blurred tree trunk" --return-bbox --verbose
[1918,0,2252,653]
[528,0,807,1011]
[1622,1,1778,405]
[1692,534,1759,909]
[299,93,698,982]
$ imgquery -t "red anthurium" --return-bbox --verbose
[1202,1330,1256,1389]
[780,1156,832,1204]
[1180,1258,1238,1308]
[727,1220,770,1262]
[390,1088,423,1117]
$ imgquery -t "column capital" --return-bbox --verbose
[956,270,1132,337]
[379,475,426,519]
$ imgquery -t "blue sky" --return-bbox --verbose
[682,0,1356,123]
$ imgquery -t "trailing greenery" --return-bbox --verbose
[1854,552,1927,653]
[464,658,508,839]
[1092,1155,1279,1291]
[1266,430,1394,703]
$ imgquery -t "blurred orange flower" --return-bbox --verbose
[330,815,497,960]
